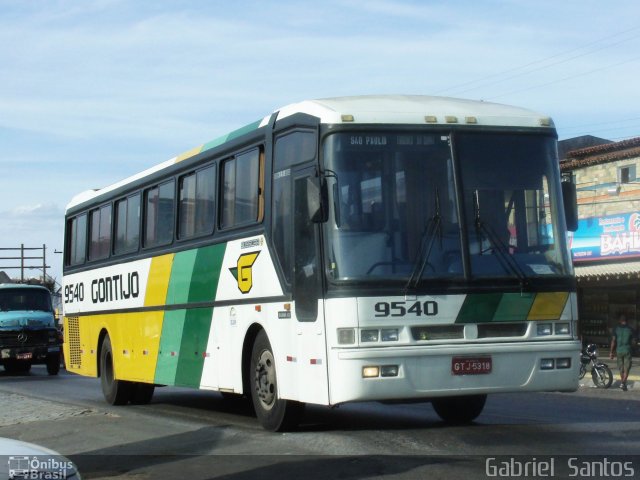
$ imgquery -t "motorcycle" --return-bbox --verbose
[579,343,613,388]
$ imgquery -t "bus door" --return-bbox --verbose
[292,165,329,404]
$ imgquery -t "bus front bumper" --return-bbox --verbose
[328,340,580,405]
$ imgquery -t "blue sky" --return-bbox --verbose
[1,0,639,284]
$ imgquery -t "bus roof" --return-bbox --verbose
[67,95,553,211]
[278,95,552,128]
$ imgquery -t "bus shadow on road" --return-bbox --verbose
[70,426,462,479]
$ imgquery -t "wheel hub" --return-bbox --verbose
[255,350,276,409]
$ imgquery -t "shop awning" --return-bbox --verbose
[574,260,640,282]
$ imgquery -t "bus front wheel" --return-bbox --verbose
[431,394,487,424]
[100,335,132,405]
[249,330,304,431]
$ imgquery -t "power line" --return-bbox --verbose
[434,26,640,97]
[561,117,640,132]
[485,55,640,101]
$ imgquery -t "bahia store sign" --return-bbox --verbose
[570,212,640,262]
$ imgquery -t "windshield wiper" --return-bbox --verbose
[404,188,443,293]
[473,190,528,286]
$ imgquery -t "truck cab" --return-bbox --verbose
[0,283,61,375]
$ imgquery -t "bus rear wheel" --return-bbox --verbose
[250,330,304,431]
[432,394,487,424]
[100,335,132,405]
[131,383,155,404]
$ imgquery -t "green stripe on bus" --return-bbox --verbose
[456,292,539,323]
[174,307,213,387]
[493,292,536,321]
[154,309,186,385]
[456,293,503,323]
[188,243,226,303]
[166,249,198,305]
[202,120,262,152]
[154,244,226,386]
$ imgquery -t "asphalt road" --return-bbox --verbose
[1,366,640,479]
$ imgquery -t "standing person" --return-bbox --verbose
[609,314,636,391]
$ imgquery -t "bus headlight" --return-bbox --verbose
[540,358,555,370]
[381,365,399,377]
[337,328,355,345]
[537,323,552,336]
[362,366,380,378]
[554,323,570,335]
[361,329,379,342]
[381,328,399,342]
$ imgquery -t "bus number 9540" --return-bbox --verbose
[374,301,438,317]
[64,283,85,304]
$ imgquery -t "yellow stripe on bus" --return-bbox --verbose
[84,312,164,383]
[175,145,204,162]
[145,254,174,307]
[527,292,569,320]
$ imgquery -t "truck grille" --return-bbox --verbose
[0,330,51,347]
[66,316,82,368]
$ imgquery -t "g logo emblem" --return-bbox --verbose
[230,251,260,293]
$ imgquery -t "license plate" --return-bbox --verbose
[452,356,492,375]
[16,352,33,360]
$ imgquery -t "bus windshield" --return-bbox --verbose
[323,131,571,284]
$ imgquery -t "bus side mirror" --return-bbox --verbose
[307,176,329,223]
[562,181,578,232]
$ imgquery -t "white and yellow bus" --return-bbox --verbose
[63,96,580,431]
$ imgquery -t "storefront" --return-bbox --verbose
[572,213,640,348]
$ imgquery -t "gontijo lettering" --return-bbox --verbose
[91,272,140,303]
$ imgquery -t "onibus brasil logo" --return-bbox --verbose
[8,455,75,479]
[229,251,260,293]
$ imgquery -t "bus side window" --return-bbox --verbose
[144,180,175,248]
[114,193,140,254]
[89,204,112,261]
[220,147,262,230]
[178,164,215,239]
[294,172,320,322]
[66,213,87,266]
[272,131,317,286]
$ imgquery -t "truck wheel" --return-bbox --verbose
[249,330,304,431]
[46,353,61,376]
[100,335,132,405]
[432,394,487,424]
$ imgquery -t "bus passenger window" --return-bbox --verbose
[66,214,87,266]
[89,204,112,261]
[179,165,215,239]
[144,180,175,248]
[220,148,261,229]
[114,194,140,254]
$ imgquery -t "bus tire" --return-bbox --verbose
[432,394,487,424]
[46,353,61,376]
[130,383,155,405]
[250,330,304,431]
[100,335,132,405]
